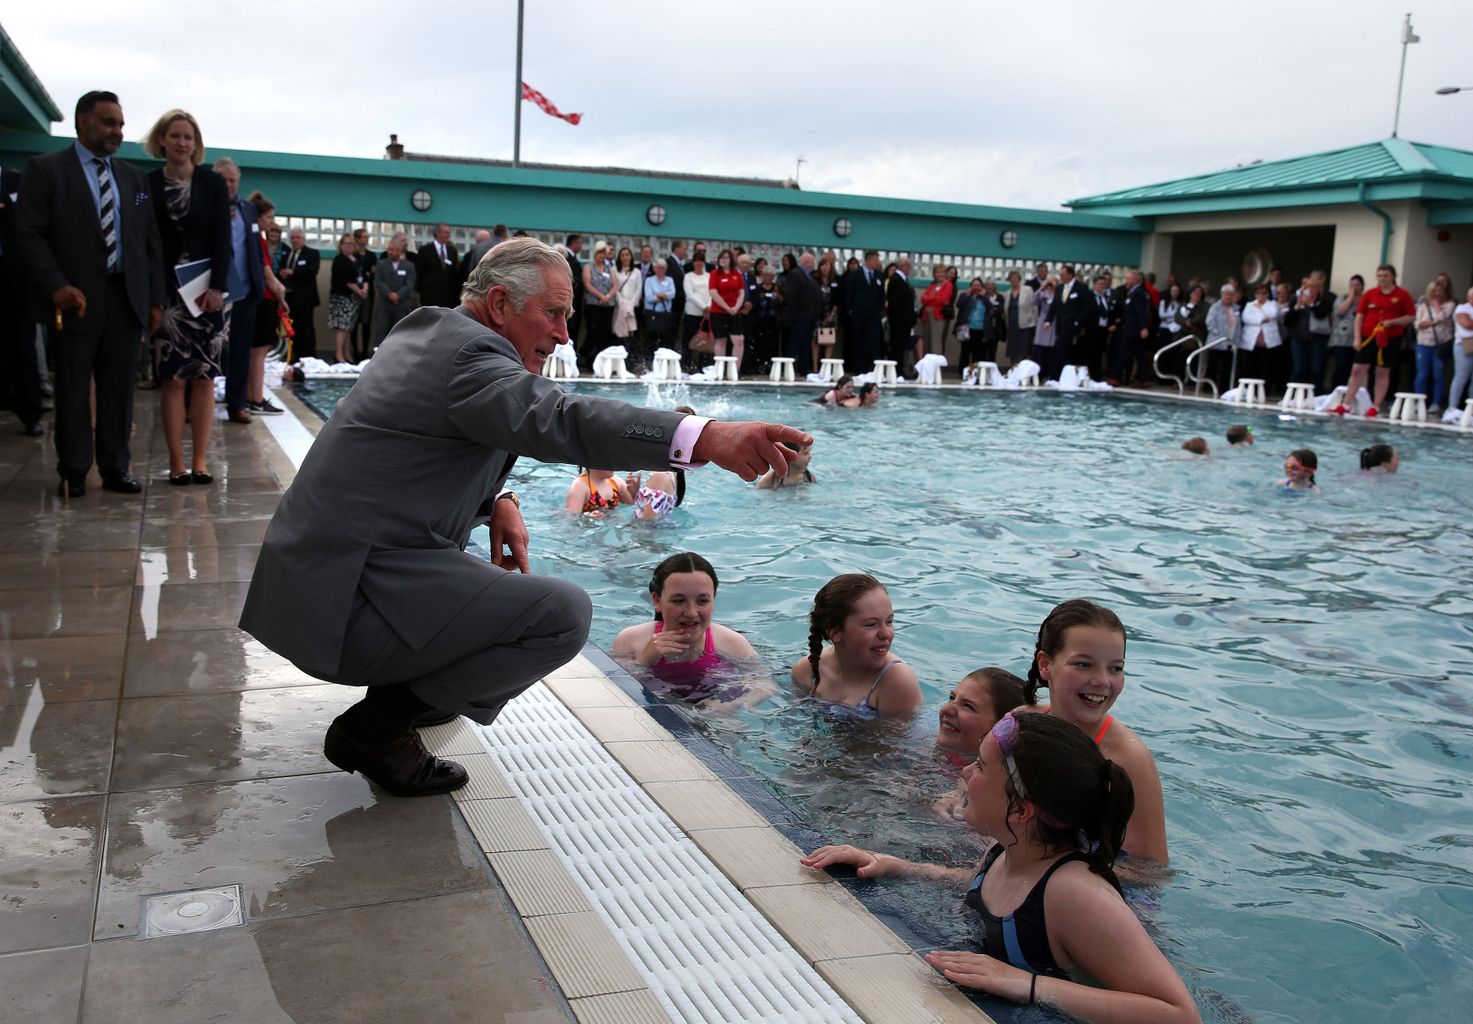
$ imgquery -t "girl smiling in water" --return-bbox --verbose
[790,574,922,717]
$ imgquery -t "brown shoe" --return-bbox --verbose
[228,407,252,424]
[323,719,469,797]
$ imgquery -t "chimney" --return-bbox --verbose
[386,134,405,160]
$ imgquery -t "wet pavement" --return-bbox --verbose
[0,394,573,1023]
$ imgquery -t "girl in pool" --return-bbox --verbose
[611,552,768,706]
[756,443,815,488]
[1280,448,1319,491]
[1022,599,1168,863]
[802,713,1200,1024]
[627,469,685,520]
[934,667,1029,821]
[841,382,881,407]
[791,574,923,716]
[1359,443,1399,473]
[565,467,634,515]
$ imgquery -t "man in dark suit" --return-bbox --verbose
[842,250,885,373]
[885,257,918,372]
[278,227,320,362]
[213,158,263,424]
[415,223,460,307]
[665,240,687,318]
[1110,269,1152,386]
[563,233,584,349]
[241,238,810,796]
[1,162,44,436]
[1045,264,1089,380]
[1082,274,1120,381]
[781,252,824,376]
[16,91,163,496]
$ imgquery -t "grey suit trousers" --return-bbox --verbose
[333,568,592,725]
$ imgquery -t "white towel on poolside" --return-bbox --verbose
[915,353,948,385]
[547,342,579,377]
[593,346,633,379]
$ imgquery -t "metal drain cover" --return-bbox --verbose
[140,885,244,939]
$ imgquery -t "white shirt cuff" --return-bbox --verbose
[669,416,711,468]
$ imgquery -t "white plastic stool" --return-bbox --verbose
[872,360,898,385]
[712,356,739,382]
[818,357,846,382]
[1387,391,1427,423]
[593,352,630,380]
[769,357,796,383]
[1017,370,1041,388]
[1235,378,1266,405]
[972,361,1000,387]
[1280,382,1315,412]
[1462,399,1473,430]
[652,352,682,381]
[542,352,576,380]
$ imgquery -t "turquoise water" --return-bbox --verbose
[301,380,1473,1023]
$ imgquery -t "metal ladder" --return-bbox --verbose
[1153,335,1235,398]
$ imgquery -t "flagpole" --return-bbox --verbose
[513,0,525,166]
[1392,11,1416,138]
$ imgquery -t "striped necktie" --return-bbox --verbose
[94,158,118,270]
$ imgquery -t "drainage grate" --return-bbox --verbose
[139,885,244,939]
[476,687,863,1024]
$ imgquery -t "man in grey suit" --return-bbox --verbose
[240,237,809,797]
[16,90,163,496]
[371,238,417,348]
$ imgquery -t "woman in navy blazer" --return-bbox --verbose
[145,109,232,484]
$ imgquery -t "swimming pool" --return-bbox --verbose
[299,379,1473,1023]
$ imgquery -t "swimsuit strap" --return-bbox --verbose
[1093,715,1114,745]
[702,627,715,656]
[865,659,902,707]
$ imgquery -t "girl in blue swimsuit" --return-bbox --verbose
[803,712,1200,1023]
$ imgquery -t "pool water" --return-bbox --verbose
[300,379,1473,1023]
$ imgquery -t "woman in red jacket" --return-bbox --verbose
[919,263,955,366]
[709,249,748,374]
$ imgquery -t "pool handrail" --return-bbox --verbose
[1185,336,1233,398]
[1153,333,1201,394]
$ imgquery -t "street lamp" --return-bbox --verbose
[1435,86,1472,95]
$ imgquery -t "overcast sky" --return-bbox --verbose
[7,0,1471,211]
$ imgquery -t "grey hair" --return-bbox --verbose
[461,236,570,309]
[1220,284,1236,295]
[212,157,239,174]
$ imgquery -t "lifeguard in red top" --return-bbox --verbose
[1338,263,1416,416]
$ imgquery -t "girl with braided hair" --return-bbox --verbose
[803,712,1199,1023]
[1021,599,1169,863]
[789,574,921,717]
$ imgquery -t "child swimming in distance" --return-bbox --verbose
[841,382,881,407]
[1020,599,1168,863]
[812,375,855,406]
[802,713,1200,1023]
[1181,437,1209,455]
[791,574,922,717]
[1281,448,1319,491]
[1360,443,1399,472]
[756,443,815,488]
[1225,424,1253,446]
[611,552,770,708]
[565,467,633,515]
[628,470,684,521]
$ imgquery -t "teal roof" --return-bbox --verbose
[0,22,61,133]
[1069,139,1473,216]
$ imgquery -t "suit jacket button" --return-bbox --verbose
[625,426,635,435]
[654,427,664,439]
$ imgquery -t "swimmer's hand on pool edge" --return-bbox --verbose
[802,845,977,884]
[692,421,812,482]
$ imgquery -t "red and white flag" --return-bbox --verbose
[521,82,582,125]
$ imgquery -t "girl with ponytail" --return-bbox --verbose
[1024,598,1169,863]
[789,573,922,716]
[803,713,1200,1023]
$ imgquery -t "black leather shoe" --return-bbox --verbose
[323,719,469,797]
[58,477,85,498]
[412,709,459,728]
[101,473,143,494]
[190,470,213,485]
[168,472,192,486]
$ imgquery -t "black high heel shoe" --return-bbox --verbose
[169,472,192,486]
[190,470,213,485]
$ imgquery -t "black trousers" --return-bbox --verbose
[786,317,817,376]
[53,276,140,482]
[224,295,257,412]
[286,293,317,362]
[0,264,43,429]
[847,316,881,372]
[579,304,613,365]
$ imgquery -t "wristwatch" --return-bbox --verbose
[496,491,520,510]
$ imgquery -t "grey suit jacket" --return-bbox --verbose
[374,256,417,310]
[240,305,686,678]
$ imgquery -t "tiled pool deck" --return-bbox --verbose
[0,389,990,1024]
